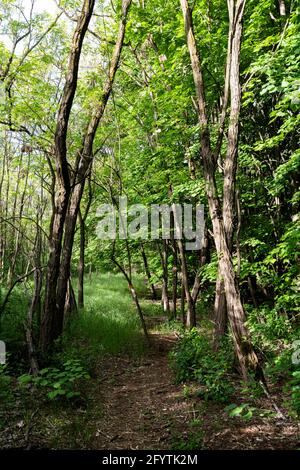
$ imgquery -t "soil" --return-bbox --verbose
[88,332,300,450]
[1,330,300,450]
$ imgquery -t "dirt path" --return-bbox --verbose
[2,328,299,450]
[91,332,198,450]
[88,331,300,451]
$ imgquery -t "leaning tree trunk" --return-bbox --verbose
[40,0,95,352]
[180,0,261,378]
[55,0,132,323]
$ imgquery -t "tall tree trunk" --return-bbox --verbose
[180,0,261,378]
[55,0,132,326]
[171,203,195,327]
[214,276,228,339]
[158,240,170,316]
[172,241,178,319]
[78,172,93,309]
[176,238,195,328]
[40,0,95,351]
[25,216,42,376]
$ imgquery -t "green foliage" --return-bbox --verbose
[289,371,300,416]
[246,305,293,351]
[225,403,275,421]
[170,329,234,403]
[0,364,13,404]
[18,359,90,401]
[171,417,204,450]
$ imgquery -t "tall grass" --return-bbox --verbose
[62,273,148,361]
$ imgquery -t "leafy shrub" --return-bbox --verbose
[246,305,293,351]
[170,329,234,403]
[19,359,90,401]
[0,364,13,403]
[225,403,275,420]
[289,370,300,416]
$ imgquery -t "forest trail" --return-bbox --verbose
[91,331,197,450]
[87,320,300,451]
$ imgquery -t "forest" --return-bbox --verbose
[0,0,299,453]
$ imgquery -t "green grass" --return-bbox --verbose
[62,273,148,362]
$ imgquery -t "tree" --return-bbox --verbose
[179,0,261,378]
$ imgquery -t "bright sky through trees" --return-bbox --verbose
[23,0,57,15]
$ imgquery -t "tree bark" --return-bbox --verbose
[40,0,95,351]
[171,243,178,319]
[158,240,170,316]
[180,0,261,378]
[55,0,132,329]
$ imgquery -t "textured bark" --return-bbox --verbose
[64,278,77,319]
[56,0,132,324]
[214,0,245,343]
[214,275,228,339]
[180,0,261,378]
[40,0,95,351]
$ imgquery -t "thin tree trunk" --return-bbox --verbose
[25,218,42,375]
[140,243,157,300]
[111,243,149,343]
[172,241,178,319]
[191,228,209,305]
[177,239,195,328]
[214,276,228,339]
[180,274,185,325]
[279,0,286,16]
[158,240,170,316]
[171,203,195,327]
[8,153,30,288]
[77,210,85,309]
